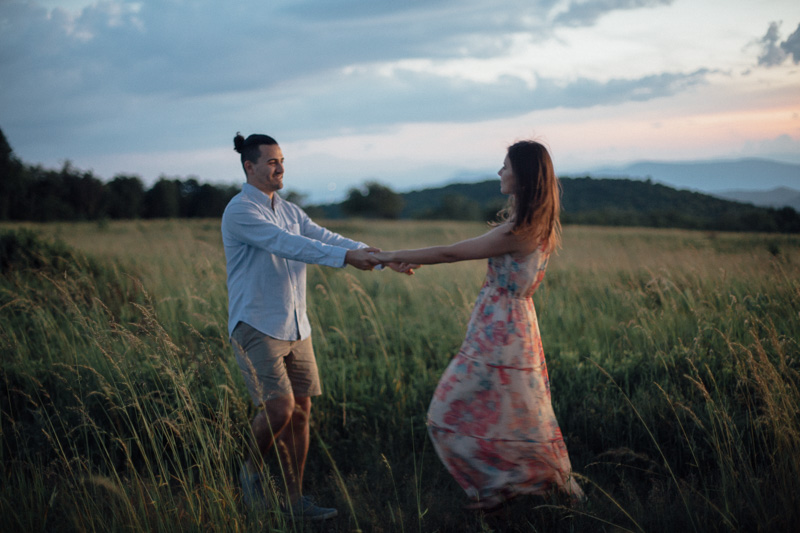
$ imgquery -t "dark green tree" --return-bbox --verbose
[107,175,146,219]
[438,194,482,220]
[0,128,27,220]
[144,178,181,218]
[60,162,106,220]
[775,206,800,233]
[26,166,73,221]
[190,182,238,218]
[178,177,200,217]
[341,181,404,219]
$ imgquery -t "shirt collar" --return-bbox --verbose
[242,182,282,210]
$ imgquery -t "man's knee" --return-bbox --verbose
[294,396,311,415]
[262,395,296,429]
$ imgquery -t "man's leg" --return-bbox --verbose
[276,393,336,520]
[232,323,298,501]
[247,394,295,471]
[278,339,336,520]
[233,325,335,519]
[239,396,294,509]
[274,396,311,504]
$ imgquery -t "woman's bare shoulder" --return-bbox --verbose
[511,231,546,259]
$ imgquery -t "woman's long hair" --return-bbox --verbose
[497,140,561,252]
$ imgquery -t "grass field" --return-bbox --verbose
[1,219,799,532]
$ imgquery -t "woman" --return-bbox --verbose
[374,140,583,509]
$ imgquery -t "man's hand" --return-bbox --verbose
[345,247,382,271]
[371,251,420,275]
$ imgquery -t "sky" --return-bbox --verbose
[1,0,799,203]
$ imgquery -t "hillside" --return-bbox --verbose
[714,187,800,211]
[308,176,800,233]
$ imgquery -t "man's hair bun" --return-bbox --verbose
[233,132,246,154]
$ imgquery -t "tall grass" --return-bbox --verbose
[1,220,798,532]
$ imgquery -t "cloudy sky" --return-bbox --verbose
[1,0,799,202]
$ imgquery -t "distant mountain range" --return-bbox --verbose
[712,187,800,211]
[586,158,800,209]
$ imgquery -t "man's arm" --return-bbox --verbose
[298,210,369,250]
[294,204,386,271]
[297,210,415,273]
[223,201,351,268]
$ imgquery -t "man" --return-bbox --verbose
[222,133,400,521]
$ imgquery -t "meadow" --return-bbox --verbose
[1,219,799,532]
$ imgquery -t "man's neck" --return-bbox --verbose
[246,181,277,206]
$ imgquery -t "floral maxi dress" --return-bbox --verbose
[427,248,583,503]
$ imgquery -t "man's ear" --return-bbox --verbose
[243,160,254,176]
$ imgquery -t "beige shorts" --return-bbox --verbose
[231,322,322,404]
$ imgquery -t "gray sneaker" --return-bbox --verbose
[284,495,338,521]
[239,465,267,509]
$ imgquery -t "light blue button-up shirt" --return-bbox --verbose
[222,183,368,340]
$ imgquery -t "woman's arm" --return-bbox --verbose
[374,223,534,265]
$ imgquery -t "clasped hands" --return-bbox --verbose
[344,247,419,275]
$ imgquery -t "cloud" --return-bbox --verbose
[0,0,711,143]
[757,22,787,66]
[756,21,800,67]
[2,0,645,107]
[553,0,675,27]
[254,67,713,139]
[781,23,800,64]
[739,134,800,164]
[0,1,567,94]
[2,0,794,189]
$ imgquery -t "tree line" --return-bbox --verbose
[0,128,410,223]
[0,129,407,222]
[3,127,799,232]
[0,129,239,222]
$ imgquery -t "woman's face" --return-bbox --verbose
[498,155,515,195]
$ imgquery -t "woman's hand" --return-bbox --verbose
[384,261,420,275]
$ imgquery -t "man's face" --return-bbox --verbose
[246,144,285,197]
